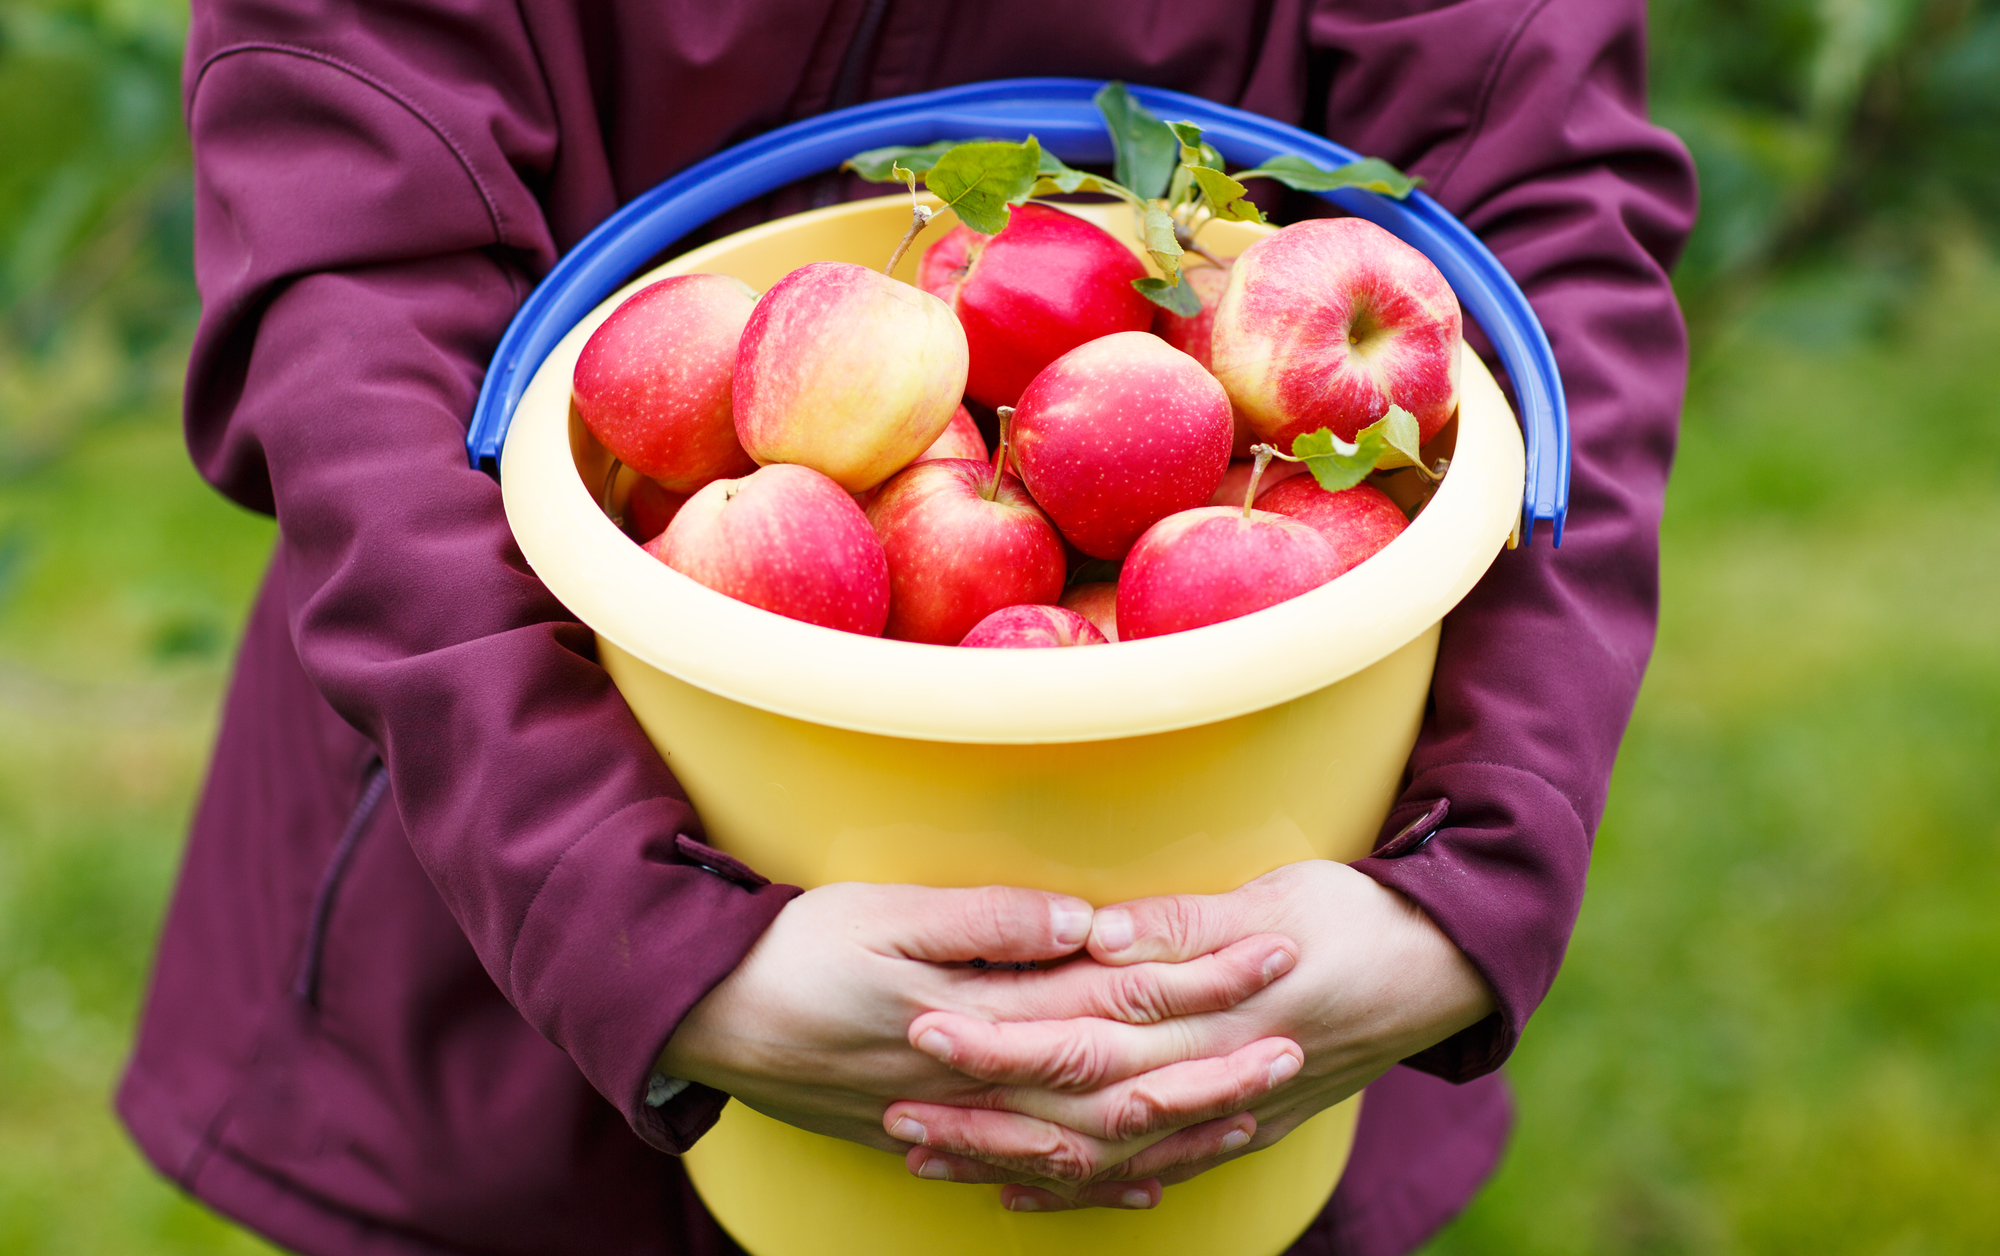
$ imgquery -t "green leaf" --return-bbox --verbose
[1033,150,1129,200]
[1372,405,1425,470]
[1168,121,1205,148]
[1234,154,1422,199]
[1093,81,1181,201]
[1132,275,1203,317]
[844,140,971,182]
[1190,166,1265,223]
[1139,201,1184,278]
[925,137,1044,236]
[1195,141,1226,171]
[1290,409,1426,490]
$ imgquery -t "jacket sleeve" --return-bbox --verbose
[1308,0,1699,1078]
[179,30,800,1152]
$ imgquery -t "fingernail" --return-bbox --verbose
[1095,909,1134,954]
[1007,1195,1041,1213]
[1268,1054,1301,1087]
[915,1156,952,1181]
[1261,947,1295,982]
[1121,1188,1153,1209]
[1221,1128,1251,1152]
[889,1117,927,1143]
[1051,900,1092,948]
[916,1028,953,1062]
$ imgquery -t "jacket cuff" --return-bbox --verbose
[505,796,801,1153]
[1350,762,1590,1082]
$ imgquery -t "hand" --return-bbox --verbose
[658,881,1305,1203]
[884,860,1495,1210]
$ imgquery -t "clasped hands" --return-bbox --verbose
[659,860,1493,1212]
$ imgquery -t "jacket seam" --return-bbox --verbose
[1405,757,1588,835]
[188,42,511,248]
[1426,0,1558,200]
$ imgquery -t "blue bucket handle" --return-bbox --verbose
[467,78,1568,546]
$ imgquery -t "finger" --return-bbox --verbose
[874,884,1094,963]
[885,1103,1140,1185]
[1000,1038,1300,1139]
[1108,1113,1255,1179]
[1000,1180,1162,1212]
[968,934,1295,1026]
[1090,889,1261,965]
[912,1012,1203,1091]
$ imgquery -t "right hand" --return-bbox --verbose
[657,882,1302,1205]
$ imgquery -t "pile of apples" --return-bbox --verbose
[573,203,1461,649]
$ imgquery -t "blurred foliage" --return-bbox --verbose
[1653,0,2000,320]
[1,0,1998,1253]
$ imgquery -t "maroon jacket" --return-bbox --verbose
[118,3,1696,1254]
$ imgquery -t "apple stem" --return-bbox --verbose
[1243,445,1274,517]
[984,406,1015,502]
[1250,441,1304,465]
[884,203,934,276]
[600,457,624,523]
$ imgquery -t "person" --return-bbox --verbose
[119,2,1696,1253]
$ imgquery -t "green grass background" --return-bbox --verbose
[2,1,1997,1252]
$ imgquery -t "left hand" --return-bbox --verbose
[882,859,1496,1211]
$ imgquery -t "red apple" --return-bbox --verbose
[624,476,691,543]
[1211,218,1461,450]
[959,604,1108,649]
[646,463,889,636]
[573,274,759,491]
[735,262,968,492]
[865,458,1066,645]
[1011,331,1232,560]
[1058,581,1120,643]
[1253,476,1409,577]
[1150,261,1258,458]
[918,203,1153,409]
[1117,506,1340,641]
[913,404,988,464]
[1208,456,1307,509]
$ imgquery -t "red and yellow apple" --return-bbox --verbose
[1253,476,1409,577]
[919,203,1153,410]
[865,458,1066,645]
[1117,506,1340,640]
[1211,218,1461,450]
[734,261,967,492]
[1058,581,1120,643]
[959,604,1108,649]
[573,274,759,491]
[647,463,890,636]
[1011,331,1232,560]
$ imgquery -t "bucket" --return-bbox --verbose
[482,81,1561,1256]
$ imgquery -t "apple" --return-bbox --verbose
[1149,261,1258,458]
[572,274,759,491]
[1209,456,1306,509]
[918,203,1153,409]
[624,476,691,543]
[1058,581,1119,643]
[913,404,988,464]
[1011,331,1233,560]
[865,458,1066,645]
[646,463,890,636]
[735,261,968,492]
[1253,476,1409,577]
[1210,218,1461,450]
[960,604,1108,649]
[1117,506,1340,641]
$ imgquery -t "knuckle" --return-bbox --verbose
[1029,1128,1099,1183]
[1043,1034,1107,1091]
[1109,1085,1165,1140]
[1108,969,1173,1024]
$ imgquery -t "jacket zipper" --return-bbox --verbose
[810,0,896,207]
[292,757,391,1007]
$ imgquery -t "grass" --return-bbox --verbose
[1427,237,2000,1253]
[1,217,1996,1256]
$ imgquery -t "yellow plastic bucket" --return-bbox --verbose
[500,196,1524,1256]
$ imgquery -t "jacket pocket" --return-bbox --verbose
[292,757,390,1007]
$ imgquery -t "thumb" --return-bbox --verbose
[1089,888,1258,965]
[877,884,1094,964]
